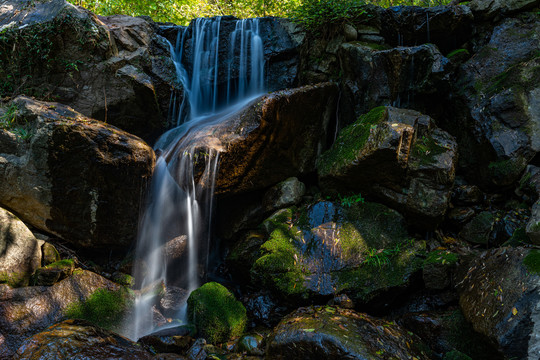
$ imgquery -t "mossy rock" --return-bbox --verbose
[63,287,134,331]
[41,242,60,266]
[251,200,424,304]
[459,211,496,245]
[187,282,247,344]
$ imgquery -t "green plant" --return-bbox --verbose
[363,239,414,267]
[339,193,365,207]
[0,103,18,129]
[292,0,369,36]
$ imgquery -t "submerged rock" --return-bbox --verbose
[187,282,247,344]
[0,207,42,287]
[0,96,155,249]
[318,106,458,228]
[266,306,431,360]
[455,247,540,359]
[0,270,121,358]
[0,0,176,140]
[14,319,152,360]
[250,200,424,306]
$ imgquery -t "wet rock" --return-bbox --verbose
[452,185,484,206]
[153,354,187,360]
[227,231,267,282]
[267,306,431,360]
[187,282,247,344]
[397,310,503,359]
[0,0,176,140]
[318,106,458,228]
[160,286,189,317]
[0,207,42,287]
[380,5,474,54]
[422,250,459,290]
[159,83,338,196]
[262,177,306,213]
[339,43,451,122]
[328,294,355,309]
[0,270,121,358]
[243,291,287,327]
[459,209,530,246]
[447,207,477,227]
[251,200,425,307]
[186,338,207,360]
[0,97,155,249]
[237,334,264,355]
[13,319,152,360]
[455,247,540,359]
[468,0,540,19]
[454,14,540,187]
[164,236,188,262]
[527,202,540,244]
[459,211,495,245]
[112,272,134,287]
[139,333,193,355]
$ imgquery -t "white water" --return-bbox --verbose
[124,17,265,341]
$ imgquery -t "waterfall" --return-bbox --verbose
[125,17,265,341]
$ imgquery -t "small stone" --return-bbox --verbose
[343,23,357,41]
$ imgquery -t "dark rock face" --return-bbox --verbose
[453,14,540,188]
[0,270,121,358]
[468,0,540,19]
[339,42,450,124]
[13,319,152,360]
[455,247,540,359]
[0,96,155,249]
[249,200,424,306]
[0,0,176,141]
[266,306,431,360]
[318,106,458,228]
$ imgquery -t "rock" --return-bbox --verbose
[343,23,357,41]
[160,286,189,317]
[236,334,264,355]
[379,5,474,54]
[455,247,540,359]
[0,207,42,287]
[31,259,75,286]
[0,270,121,358]
[242,291,286,328]
[262,177,306,213]
[422,250,459,290]
[266,306,431,360]
[40,242,60,266]
[468,0,540,19]
[338,43,451,122]
[138,333,193,355]
[527,202,540,244]
[318,106,458,228]
[454,14,540,188]
[452,185,484,206]
[251,200,425,307]
[0,0,176,140]
[186,338,207,360]
[327,294,355,309]
[397,310,503,359]
[0,96,155,249]
[13,319,152,360]
[187,282,247,344]
[459,211,496,245]
[158,83,338,196]
[459,209,530,246]
[227,231,267,283]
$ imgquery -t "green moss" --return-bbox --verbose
[0,271,28,287]
[444,350,472,360]
[317,106,388,176]
[524,250,540,275]
[424,250,458,266]
[45,259,75,269]
[488,157,527,184]
[446,49,470,58]
[63,287,133,331]
[187,282,247,344]
[411,135,447,166]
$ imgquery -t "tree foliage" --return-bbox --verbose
[67,0,452,25]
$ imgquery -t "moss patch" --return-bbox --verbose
[424,250,458,266]
[447,49,470,58]
[63,287,134,331]
[524,250,540,275]
[317,106,388,176]
[410,134,447,166]
[488,157,528,185]
[187,282,247,344]
[0,271,28,287]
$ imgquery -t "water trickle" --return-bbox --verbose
[125,17,265,340]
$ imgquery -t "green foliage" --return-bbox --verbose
[291,0,369,36]
[411,135,447,166]
[0,103,18,129]
[424,249,458,266]
[187,282,247,344]
[63,288,134,330]
[363,238,415,267]
[339,193,365,207]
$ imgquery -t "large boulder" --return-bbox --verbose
[266,306,430,360]
[249,200,424,307]
[0,0,176,140]
[318,106,458,228]
[338,43,451,124]
[455,247,540,359]
[0,270,121,358]
[468,0,540,19]
[13,319,152,360]
[0,207,42,287]
[157,83,338,196]
[0,96,155,249]
[453,14,540,188]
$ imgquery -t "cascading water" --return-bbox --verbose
[124,17,265,341]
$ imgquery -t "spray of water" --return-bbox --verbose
[124,17,265,341]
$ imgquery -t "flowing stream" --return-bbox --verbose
[125,17,265,340]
